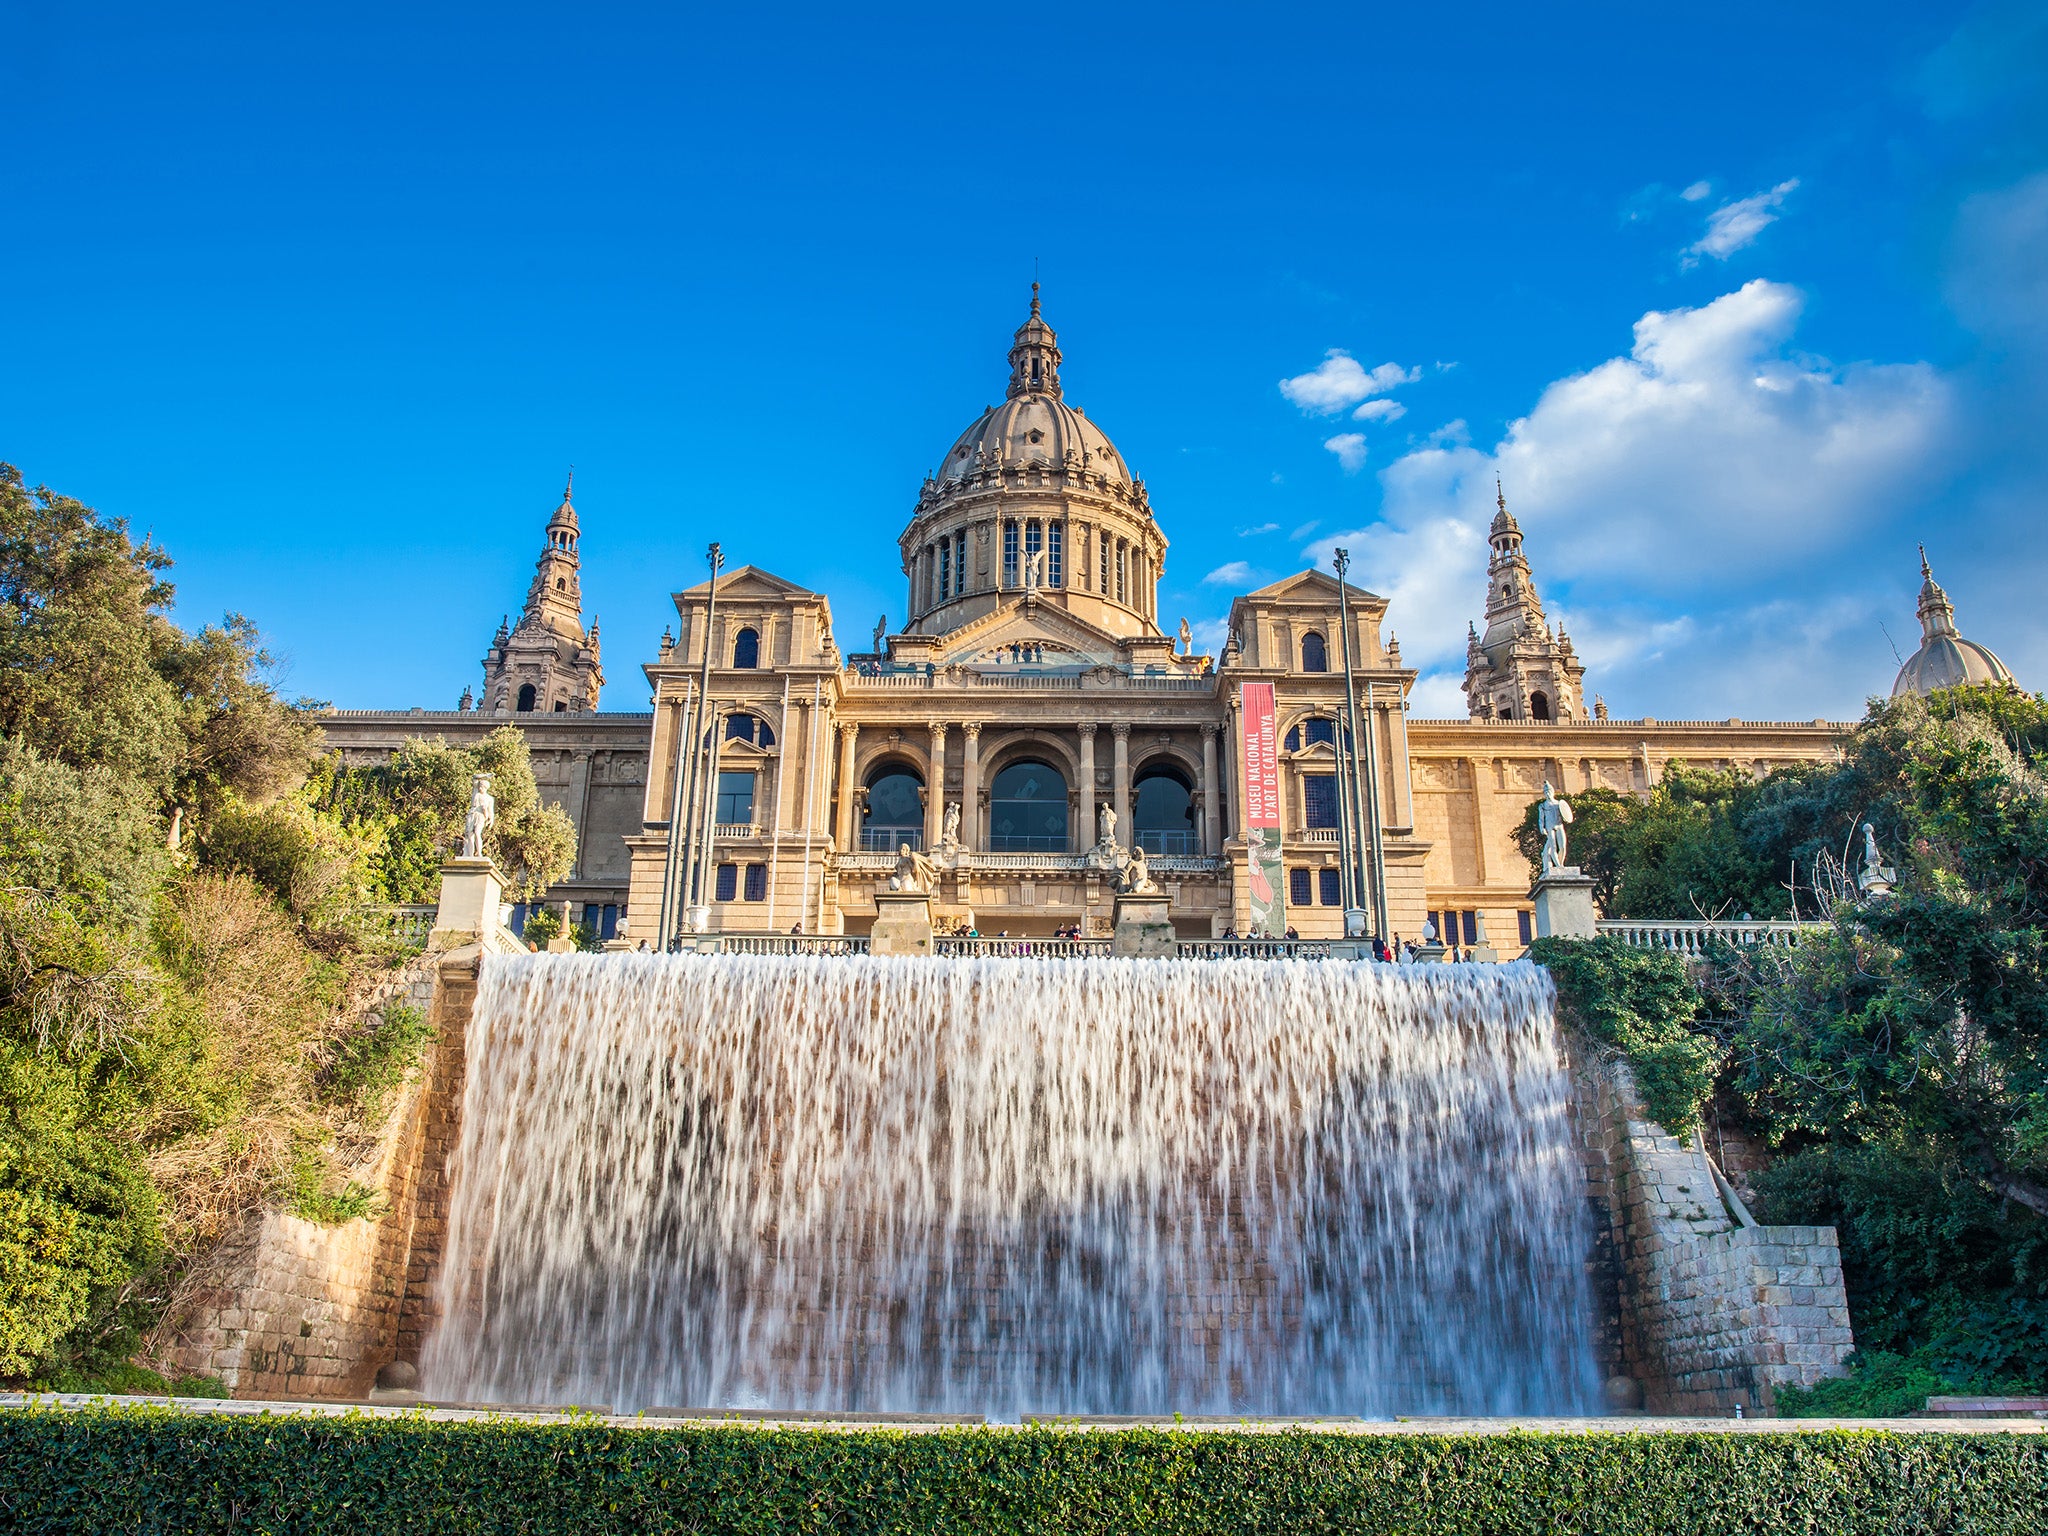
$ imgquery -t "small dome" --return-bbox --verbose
[1892,549,2015,697]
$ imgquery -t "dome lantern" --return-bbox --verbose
[1006,283,1062,401]
[1892,547,2016,697]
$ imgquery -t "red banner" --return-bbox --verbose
[1240,682,1280,828]
[1239,683,1285,936]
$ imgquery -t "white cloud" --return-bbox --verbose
[1680,180,1712,202]
[1288,520,1320,541]
[1684,178,1800,264]
[1279,350,1420,414]
[1237,521,1279,537]
[1311,279,1954,718]
[1351,398,1407,423]
[1323,433,1369,473]
[1202,560,1258,586]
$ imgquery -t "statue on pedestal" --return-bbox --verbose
[888,842,939,893]
[1117,844,1159,896]
[1097,804,1119,853]
[460,774,496,860]
[1023,549,1045,590]
[938,802,962,852]
[1537,781,1574,875]
[1857,823,1897,898]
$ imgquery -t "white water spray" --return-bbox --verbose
[421,953,1600,1416]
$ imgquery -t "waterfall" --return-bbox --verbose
[420,953,1601,1417]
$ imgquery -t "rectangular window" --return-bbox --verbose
[938,539,951,601]
[1462,910,1479,946]
[1302,774,1338,829]
[956,530,968,594]
[1289,868,1312,907]
[1003,520,1019,587]
[1025,520,1042,575]
[715,770,756,825]
[1048,522,1063,587]
[714,863,738,902]
[1099,535,1110,594]
[1116,544,1127,603]
[1319,869,1341,906]
[1518,910,1534,945]
[600,903,618,939]
[1305,718,1336,747]
[743,863,768,902]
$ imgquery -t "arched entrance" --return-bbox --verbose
[1132,765,1196,854]
[862,766,924,852]
[987,760,1069,852]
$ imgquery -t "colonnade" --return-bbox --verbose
[827,719,1225,856]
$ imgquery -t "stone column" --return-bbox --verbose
[1201,727,1221,854]
[833,723,859,851]
[566,749,594,878]
[961,722,981,850]
[1077,723,1097,848]
[1112,723,1131,845]
[925,724,949,849]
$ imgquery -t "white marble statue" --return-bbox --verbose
[1023,549,1045,590]
[1857,822,1896,897]
[939,801,962,851]
[887,842,939,894]
[460,774,496,860]
[1177,617,1192,655]
[1537,780,1574,875]
[1097,803,1119,851]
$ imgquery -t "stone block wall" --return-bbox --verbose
[1568,1039,1854,1413]
[156,945,483,1398]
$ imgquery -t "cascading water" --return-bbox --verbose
[420,953,1601,1416]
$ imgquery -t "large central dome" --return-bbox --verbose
[897,289,1168,643]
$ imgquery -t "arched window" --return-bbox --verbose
[1302,632,1329,672]
[1531,691,1552,721]
[724,713,776,747]
[732,627,760,669]
[516,683,537,712]
[861,769,924,852]
[1304,718,1336,747]
[988,760,1069,852]
[1132,766,1196,855]
[555,577,566,590]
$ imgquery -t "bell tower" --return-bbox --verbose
[1462,483,1587,722]
[481,476,605,713]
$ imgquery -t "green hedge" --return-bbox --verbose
[2,1408,2046,1534]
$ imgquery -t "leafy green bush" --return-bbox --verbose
[318,1001,433,1120]
[1,1412,2043,1534]
[1529,935,1720,1134]
[1774,1351,1953,1418]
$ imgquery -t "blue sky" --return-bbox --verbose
[4,2,2043,718]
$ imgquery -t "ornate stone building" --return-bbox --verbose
[321,294,2023,951]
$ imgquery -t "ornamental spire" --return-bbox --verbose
[1007,283,1063,400]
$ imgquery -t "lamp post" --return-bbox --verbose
[1332,549,1372,941]
[674,542,724,939]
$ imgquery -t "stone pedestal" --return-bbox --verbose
[1531,867,1599,940]
[431,858,504,943]
[870,890,935,957]
[1111,893,1176,957]
[1411,942,1449,964]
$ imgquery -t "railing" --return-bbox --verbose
[831,850,1227,875]
[1296,828,1340,846]
[861,828,923,852]
[1148,855,1225,874]
[349,904,438,949]
[714,933,871,956]
[840,669,1212,693]
[1596,920,1826,955]
[1176,938,1341,960]
[712,823,758,842]
[935,937,1112,958]
[837,852,899,873]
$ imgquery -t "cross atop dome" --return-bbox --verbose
[1007,283,1062,400]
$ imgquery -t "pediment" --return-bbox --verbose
[675,565,820,604]
[1243,568,1384,607]
[931,597,1132,668]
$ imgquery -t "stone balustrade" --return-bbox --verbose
[1597,920,1824,955]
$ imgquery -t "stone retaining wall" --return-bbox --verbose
[1569,1039,1854,1413]
[156,946,483,1397]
